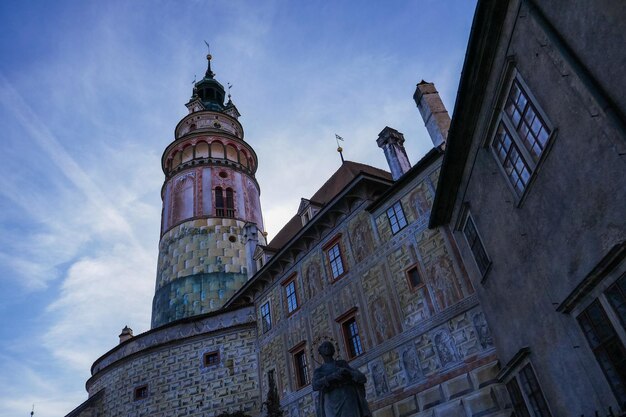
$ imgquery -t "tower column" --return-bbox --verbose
[151,54,265,328]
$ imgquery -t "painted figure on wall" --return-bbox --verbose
[410,185,431,220]
[350,219,373,263]
[433,329,458,368]
[306,261,323,298]
[312,341,372,417]
[370,297,394,343]
[171,173,195,225]
[369,361,389,397]
[472,312,494,349]
[428,256,462,310]
[400,345,422,384]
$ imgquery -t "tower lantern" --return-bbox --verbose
[151,53,265,328]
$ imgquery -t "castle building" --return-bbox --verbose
[64,1,626,416]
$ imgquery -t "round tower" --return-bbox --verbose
[151,53,265,328]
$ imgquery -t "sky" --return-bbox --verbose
[0,1,476,415]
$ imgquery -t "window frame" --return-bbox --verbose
[282,273,300,316]
[489,70,555,203]
[202,350,220,367]
[323,235,347,282]
[501,355,553,417]
[260,301,272,333]
[386,200,408,235]
[289,342,310,389]
[133,384,149,401]
[336,308,364,360]
[576,281,626,404]
[215,186,225,217]
[405,263,426,292]
[461,211,491,279]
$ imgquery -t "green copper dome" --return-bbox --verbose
[191,54,226,112]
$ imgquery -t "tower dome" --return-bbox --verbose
[189,53,226,112]
[151,53,265,328]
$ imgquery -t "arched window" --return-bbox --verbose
[225,188,235,218]
[215,187,224,217]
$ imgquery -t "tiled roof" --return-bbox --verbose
[267,161,391,250]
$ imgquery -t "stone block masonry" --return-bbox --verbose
[87,307,260,417]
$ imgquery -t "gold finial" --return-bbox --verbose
[207,54,212,61]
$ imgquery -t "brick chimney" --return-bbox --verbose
[413,81,450,149]
[377,126,412,181]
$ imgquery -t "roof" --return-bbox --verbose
[267,161,392,250]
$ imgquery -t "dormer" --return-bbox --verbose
[186,97,204,114]
[297,198,323,226]
[254,245,276,271]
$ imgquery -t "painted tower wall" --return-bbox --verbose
[153,108,264,328]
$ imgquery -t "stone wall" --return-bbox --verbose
[87,307,260,417]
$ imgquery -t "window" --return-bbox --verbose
[342,318,364,359]
[283,276,299,314]
[504,362,552,417]
[225,188,235,218]
[386,201,408,234]
[406,265,424,291]
[506,378,531,417]
[606,277,626,329]
[261,301,272,333]
[292,346,310,388]
[133,385,148,401]
[518,364,552,417]
[215,187,224,216]
[215,187,235,218]
[577,299,626,402]
[327,243,345,280]
[203,351,220,367]
[492,76,552,197]
[462,213,490,275]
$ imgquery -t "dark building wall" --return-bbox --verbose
[440,0,626,414]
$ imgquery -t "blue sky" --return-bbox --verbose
[0,1,476,415]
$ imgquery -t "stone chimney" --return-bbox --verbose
[119,326,133,344]
[244,223,260,278]
[413,81,451,149]
[377,127,412,181]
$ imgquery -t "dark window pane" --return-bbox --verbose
[343,318,364,358]
[286,281,298,313]
[294,350,309,387]
[387,201,408,234]
[519,364,552,417]
[606,274,626,330]
[463,215,490,275]
[407,267,422,289]
[328,243,345,279]
[507,378,531,417]
[261,302,272,333]
[578,300,626,403]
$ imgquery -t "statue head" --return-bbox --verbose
[318,341,335,359]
